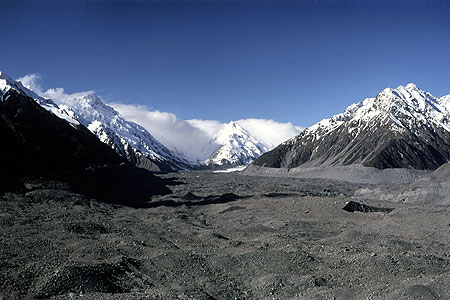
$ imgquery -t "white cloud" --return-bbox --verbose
[17,73,94,104]
[235,118,304,148]
[112,103,303,160]
[43,88,94,104]
[17,73,42,92]
[109,103,220,161]
[186,119,225,137]
[17,73,304,161]
[186,118,303,149]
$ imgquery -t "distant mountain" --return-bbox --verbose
[253,84,450,170]
[0,81,171,205]
[1,71,193,172]
[205,121,268,167]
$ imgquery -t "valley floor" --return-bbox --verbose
[1,172,450,299]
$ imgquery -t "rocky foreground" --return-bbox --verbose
[1,172,450,300]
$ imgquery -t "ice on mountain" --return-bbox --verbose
[1,71,80,126]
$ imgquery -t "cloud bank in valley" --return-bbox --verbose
[112,103,304,160]
[17,73,304,161]
[108,103,220,161]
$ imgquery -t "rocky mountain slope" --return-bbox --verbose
[53,93,194,171]
[1,71,193,171]
[253,84,450,170]
[4,71,302,170]
[205,121,268,167]
[0,83,171,205]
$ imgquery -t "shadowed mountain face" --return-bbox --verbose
[254,84,450,170]
[0,89,172,206]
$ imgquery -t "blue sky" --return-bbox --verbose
[1,0,450,127]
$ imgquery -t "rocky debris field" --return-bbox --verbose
[243,165,430,185]
[1,172,450,300]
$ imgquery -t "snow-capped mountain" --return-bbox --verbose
[44,93,194,171]
[0,77,171,203]
[1,71,193,171]
[253,84,450,170]
[3,70,302,170]
[1,72,79,126]
[205,121,268,167]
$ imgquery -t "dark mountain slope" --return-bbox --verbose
[0,89,171,206]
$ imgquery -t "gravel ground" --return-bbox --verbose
[1,172,449,299]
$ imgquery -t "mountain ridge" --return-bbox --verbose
[1,71,194,172]
[52,93,195,171]
[0,87,171,205]
[1,71,80,126]
[253,83,450,170]
[5,71,296,170]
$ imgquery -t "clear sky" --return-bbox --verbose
[1,0,450,126]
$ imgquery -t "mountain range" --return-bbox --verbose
[0,72,172,205]
[3,71,296,170]
[253,83,450,170]
[49,92,195,172]
[4,70,450,173]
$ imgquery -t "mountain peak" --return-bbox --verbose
[404,83,419,90]
[394,83,424,97]
[254,84,450,170]
[0,71,14,84]
[206,121,267,167]
[81,94,103,104]
[224,120,242,130]
[215,121,248,142]
[1,71,24,97]
[379,83,422,98]
[1,70,48,102]
[370,83,442,117]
